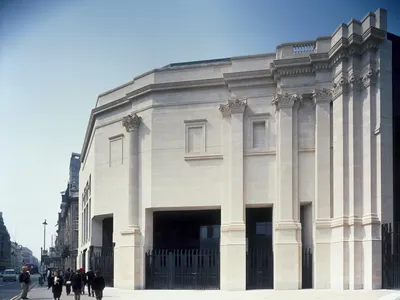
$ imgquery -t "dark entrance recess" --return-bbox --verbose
[382,223,400,289]
[246,207,273,290]
[90,217,114,287]
[146,210,221,289]
[382,31,400,291]
[388,32,400,224]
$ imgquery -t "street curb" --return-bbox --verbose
[9,282,37,300]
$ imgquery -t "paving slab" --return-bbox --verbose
[25,286,400,300]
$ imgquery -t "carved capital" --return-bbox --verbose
[332,77,349,100]
[122,113,141,132]
[219,98,247,117]
[272,93,300,110]
[361,67,379,89]
[348,73,363,92]
[312,88,333,104]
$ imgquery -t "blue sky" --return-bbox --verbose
[0,0,399,259]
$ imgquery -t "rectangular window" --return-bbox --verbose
[252,121,266,148]
[184,119,206,154]
[109,135,124,167]
[187,127,203,153]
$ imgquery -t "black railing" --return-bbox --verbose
[92,249,114,287]
[145,249,220,290]
[246,246,273,289]
[302,247,313,289]
[382,223,400,289]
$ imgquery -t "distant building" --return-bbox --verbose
[11,242,22,271]
[55,153,81,270]
[0,212,11,271]
[21,247,32,265]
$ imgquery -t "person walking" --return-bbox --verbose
[86,268,95,297]
[71,269,83,300]
[80,268,86,294]
[92,271,105,300]
[48,270,63,300]
[47,268,52,288]
[18,266,31,300]
[64,268,72,296]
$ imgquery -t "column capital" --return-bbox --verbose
[312,88,333,104]
[219,98,247,117]
[361,67,379,89]
[122,113,141,132]
[272,93,300,110]
[332,76,349,100]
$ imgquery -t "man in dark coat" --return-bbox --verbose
[19,266,31,300]
[72,269,83,300]
[86,268,95,297]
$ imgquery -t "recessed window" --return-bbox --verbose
[184,119,206,154]
[187,126,203,153]
[253,121,266,148]
[109,135,124,167]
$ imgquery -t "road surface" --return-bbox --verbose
[0,274,39,300]
[0,277,20,300]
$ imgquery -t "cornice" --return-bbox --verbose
[271,27,386,79]
[81,72,272,162]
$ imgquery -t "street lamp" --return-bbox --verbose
[43,219,48,251]
[42,219,48,272]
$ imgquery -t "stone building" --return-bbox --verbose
[55,153,81,270]
[11,242,22,271]
[78,9,396,290]
[0,212,11,271]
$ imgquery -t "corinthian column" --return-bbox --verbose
[119,113,142,289]
[272,93,301,290]
[122,113,142,230]
[219,98,247,291]
[312,89,332,289]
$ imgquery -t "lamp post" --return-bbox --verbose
[43,219,48,251]
[42,219,48,271]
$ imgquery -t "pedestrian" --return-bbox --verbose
[64,268,72,296]
[92,270,105,300]
[80,268,87,294]
[86,267,95,297]
[71,269,83,300]
[48,270,64,300]
[18,266,31,300]
[47,268,52,288]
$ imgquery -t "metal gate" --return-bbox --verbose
[302,247,313,289]
[246,246,273,289]
[382,223,400,289]
[92,248,114,287]
[145,249,220,289]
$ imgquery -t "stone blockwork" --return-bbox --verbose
[77,9,393,291]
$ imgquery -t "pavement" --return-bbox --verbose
[0,274,39,300]
[21,286,400,300]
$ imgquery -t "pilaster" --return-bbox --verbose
[312,89,332,289]
[348,65,364,289]
[272,93,302,290]
[117,113,143,289]
[360,60,382,289]
[331,76,350,290]
[219,98,247,291]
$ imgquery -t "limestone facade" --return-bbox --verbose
[77,9,394,290]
